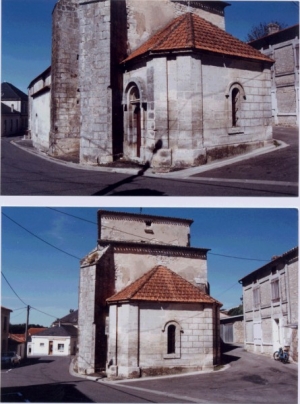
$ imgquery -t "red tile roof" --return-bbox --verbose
[122,13,273,64]
[107,265,222,305]
[9,334,26,343]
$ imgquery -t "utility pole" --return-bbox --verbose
[24,305,30,359]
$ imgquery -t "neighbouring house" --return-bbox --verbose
[1,306,12,353]
[51,309,78,328]
[220,312,244,344]
[28,0,274,172]
[28,325,77,357]
[9,327,47,358]
[77,210,222,378]
[1,82,28,136]
[239,247,298,362]
[27,67,51,150]
[249,23,299,126]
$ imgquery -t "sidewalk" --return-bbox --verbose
[11,136,288,179]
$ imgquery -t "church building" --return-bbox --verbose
[77,210,222,378]
[28,0,274,171]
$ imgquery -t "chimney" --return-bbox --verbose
[268,23,280,35]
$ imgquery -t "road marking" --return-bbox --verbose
[101,382,221,404]
[186,177,298,187]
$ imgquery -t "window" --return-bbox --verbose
[163,321,181,358]
[232,88,240,127]
[167,325,176,354]
[58,344,64,352]
[3,316,7,332]
[253,287,260,308]
[271,279,280,301]
[40,343,45,347]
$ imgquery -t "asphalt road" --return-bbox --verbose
[1,345,298,403]
[1,127,298,196]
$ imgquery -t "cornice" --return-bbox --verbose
[98,240,209,259]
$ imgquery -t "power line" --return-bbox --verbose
[30,306,58,320]
[2,212,82,260]
[1,272,28,306]
[48,208,270,263]
[208,252,268,262]
[2,272,59,321]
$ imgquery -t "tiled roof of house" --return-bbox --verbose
[1,103,20,115]
[32,325,78,338]
[107,265,222,305]
[52,310,78,326]
[239,246,298,283]
[9,334,26,343]
[1,82,28,101]
[122,13,273,64]
[28,327,48,336]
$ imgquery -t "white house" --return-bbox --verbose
[27,67,51,151]
[28,325,77,357]
[239,247,298,362]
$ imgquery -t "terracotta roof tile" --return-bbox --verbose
[123,13,273,63]
[107,265,222,305]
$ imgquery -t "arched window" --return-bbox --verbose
[128,85,141,157]
[162,321,182,359]
[167,324,176,354]
[232,87,240,127]
[226,82,246,133]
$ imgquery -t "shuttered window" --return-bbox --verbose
[271,279,280,301]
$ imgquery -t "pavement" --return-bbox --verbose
[10,130,291,180]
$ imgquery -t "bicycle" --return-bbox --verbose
[273,347,289,363]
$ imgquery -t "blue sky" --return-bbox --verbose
[2,1,299,94]
[1,207,297,327]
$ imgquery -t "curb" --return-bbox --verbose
[11,137,288,180]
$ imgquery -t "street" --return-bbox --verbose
[1,345,298,403]
[1,127,298,196]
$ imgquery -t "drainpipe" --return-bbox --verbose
[166,59,170,151]
[115,305,118,376]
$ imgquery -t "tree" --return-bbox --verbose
[9,323,45,333]
[246,21,288,42]
[227,305,243,316]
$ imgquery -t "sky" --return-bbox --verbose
[1,207,298,327]
[2,1,299,94]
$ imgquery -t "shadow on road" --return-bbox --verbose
[1,382,93,403]
[221,343,242,364]
[92,162,166,196]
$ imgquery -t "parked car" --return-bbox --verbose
[1,351,21,367]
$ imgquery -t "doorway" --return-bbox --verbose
[129,85,141,158]
[49,341,53,355]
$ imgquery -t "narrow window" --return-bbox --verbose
[167,324,176,354]
[271,279,280,301]
[232,88,240,127]
[253,287,260,308]
[3,316,7,332]
[58,344,64,352]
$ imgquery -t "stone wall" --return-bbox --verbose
[107,302,217,378]
[126,0,226,52]
[98,210,191,246]
[112,248,208,293]
[78,0,113,164]
[124,52,272,170]
[50,0,80,159]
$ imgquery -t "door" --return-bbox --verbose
[134,105,141,157]
[49,341,53,355]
